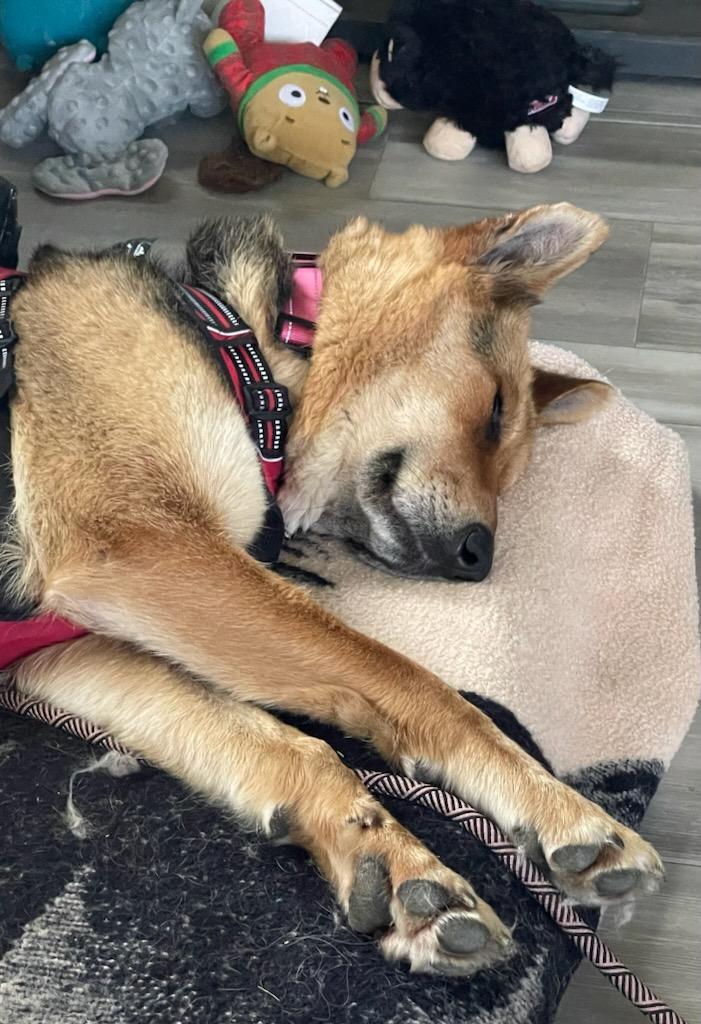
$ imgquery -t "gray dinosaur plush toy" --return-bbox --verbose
[0,0,225,199]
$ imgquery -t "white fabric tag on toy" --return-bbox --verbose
[568,85,610,113]
[261,0,341,45]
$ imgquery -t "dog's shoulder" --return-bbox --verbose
[25,241,182,319]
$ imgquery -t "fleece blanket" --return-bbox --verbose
[0,342,699,1024]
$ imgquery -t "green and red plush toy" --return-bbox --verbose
[204,0,386,188]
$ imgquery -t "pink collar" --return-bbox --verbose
[277,256,322,353]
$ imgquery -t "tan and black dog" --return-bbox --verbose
[3,204,662,976]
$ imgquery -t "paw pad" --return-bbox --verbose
[552,843,601,872]
[595,868,641,898]
[437,917,490,956]
[348,856,392,933]
[398,879,460,916]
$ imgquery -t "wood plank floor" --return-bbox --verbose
[1,63,699,1024]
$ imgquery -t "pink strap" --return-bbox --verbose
[0,617,87,670]
[278,266,322,348]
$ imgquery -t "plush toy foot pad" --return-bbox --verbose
[553,107,591,145]
[423,118,477,161]
[198,135,284,193]
[505,125,553,173]
[32,140,168,200]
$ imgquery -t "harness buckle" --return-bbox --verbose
[243,382,292,421]
[0,275,23,296]
[0,318,18,347]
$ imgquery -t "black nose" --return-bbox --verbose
[456,524,494,580]
[418,523,494,580]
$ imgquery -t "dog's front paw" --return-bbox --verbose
[516,796,664,908]
[343,842,513,976]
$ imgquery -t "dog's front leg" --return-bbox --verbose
[12,634,510,975]
[45,524,663,909]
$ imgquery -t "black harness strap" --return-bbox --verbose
[178,282,292,478]
[0,273,21,400]
[0,272,28,619]
[177,281,291,565]
[115,237,295,565]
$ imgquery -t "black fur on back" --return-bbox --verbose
[378,0,617,147]
[185,215,293,335]
[26,216,295,358]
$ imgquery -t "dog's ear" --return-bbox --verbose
[446,203,608,295]
[533,368,613,425]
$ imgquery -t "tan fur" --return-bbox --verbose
[280,205,611,533]
[5,204,661,974]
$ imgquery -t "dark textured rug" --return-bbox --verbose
[0,692,661,1024]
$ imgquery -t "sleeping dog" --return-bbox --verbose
[1,200,663,976]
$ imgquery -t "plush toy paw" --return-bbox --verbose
[203,27,238,62]
[32,140,168,199]
[423,118,476,161]
[324,166,350,188]
[553,106,591,145]
[198,134,284,192]
[504,124,552,173]
[369,51,403,110]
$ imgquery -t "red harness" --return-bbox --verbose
[0,255,321,671]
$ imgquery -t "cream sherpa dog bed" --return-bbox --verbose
[300,341,700,778]
[0,342,698,1024]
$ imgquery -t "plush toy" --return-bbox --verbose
[204,0,387,187]
[0,0,225,199]
[370,0,616,174]
[0,0,132,72]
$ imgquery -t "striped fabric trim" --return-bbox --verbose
[0,681,687,1024]
[366,106,388,135]
[357,771,687,1024]
[0,681,132,754]
[206,39,239,67]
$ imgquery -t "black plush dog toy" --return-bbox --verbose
[370,0,616,173]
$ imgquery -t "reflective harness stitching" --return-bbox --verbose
[0,271,22,390]
[179,281,292,497]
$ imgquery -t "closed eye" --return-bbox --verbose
[486,390,502,443]
[372,449,404,495]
